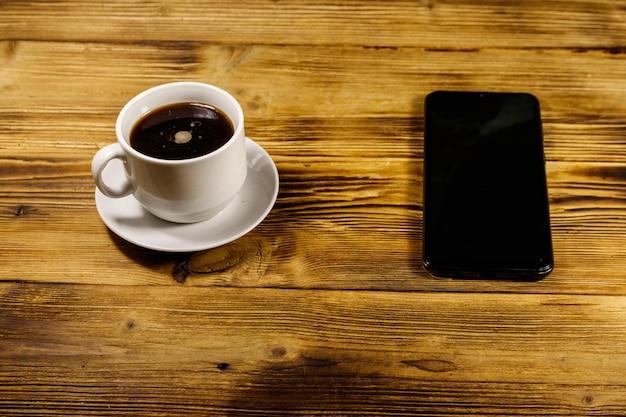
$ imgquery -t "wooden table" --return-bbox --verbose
[2,1,626,415]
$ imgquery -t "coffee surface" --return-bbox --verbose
[130,102,234,160]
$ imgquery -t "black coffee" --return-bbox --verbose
[130,102,234,160]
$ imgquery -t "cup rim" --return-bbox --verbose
[115,81,244,165]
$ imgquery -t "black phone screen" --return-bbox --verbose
[423,91,553,279]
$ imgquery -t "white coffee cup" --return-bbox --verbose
[91,82,247,223]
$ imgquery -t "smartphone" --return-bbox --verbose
[423,91,553,280]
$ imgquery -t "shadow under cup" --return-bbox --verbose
[115,82,248,223]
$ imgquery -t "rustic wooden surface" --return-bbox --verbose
[2,1,626,415]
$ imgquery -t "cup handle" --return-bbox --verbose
[91,143,133,198]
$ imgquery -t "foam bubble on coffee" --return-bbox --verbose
[174,130,192,144]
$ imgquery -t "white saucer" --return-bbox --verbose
[95,138,279,252]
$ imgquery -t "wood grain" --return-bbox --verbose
[1,42,626,293]
[2,0,626,415]
[2,0,626,48]
[1,283,626,415]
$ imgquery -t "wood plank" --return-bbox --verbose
[2,42,626,118]
[2,42,626,145]
[2,43,626,291]
[1,283,625,415]
[1,0,626,49]
[1,150,626,292]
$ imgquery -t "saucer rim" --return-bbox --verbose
[94,137,279,252]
